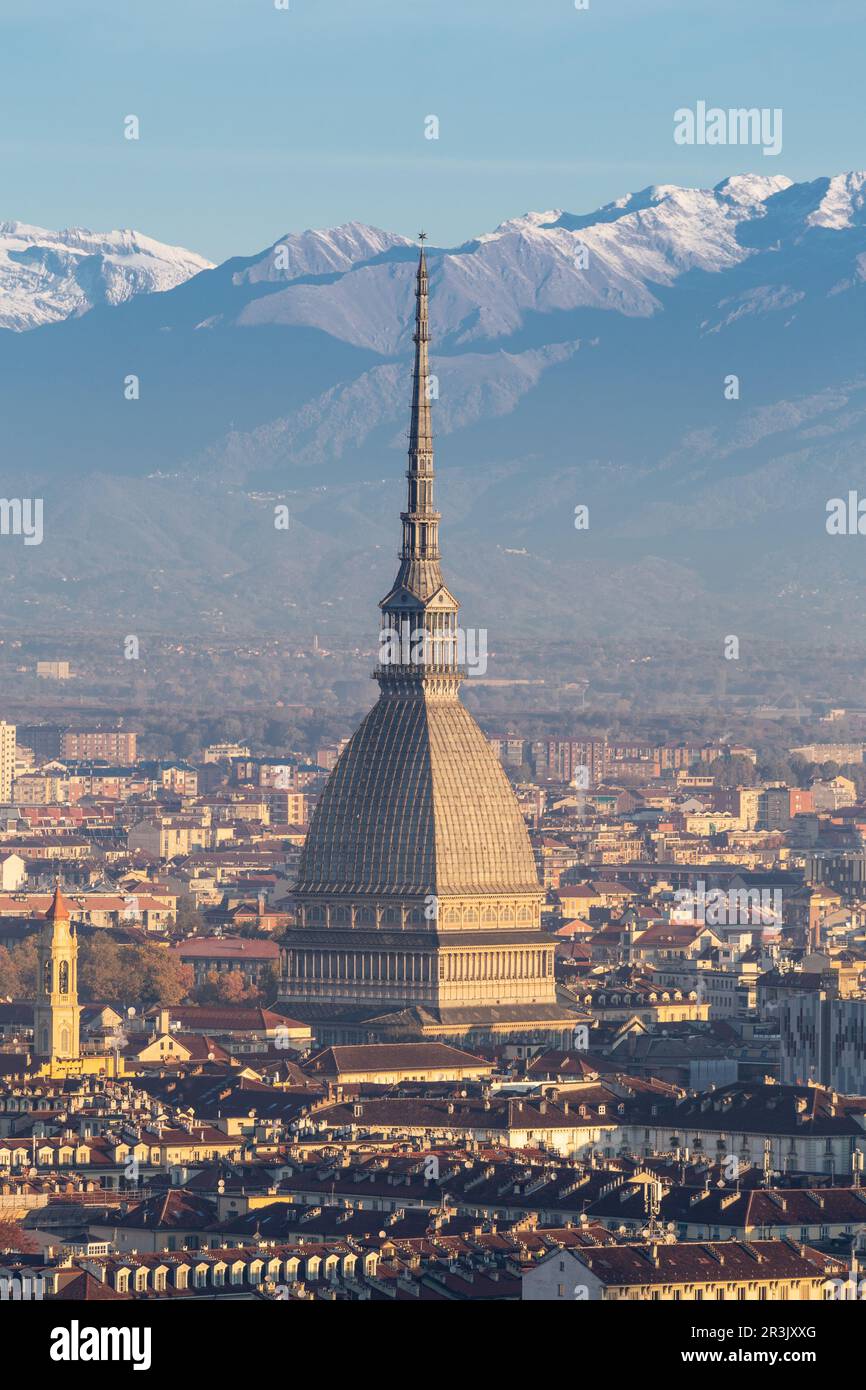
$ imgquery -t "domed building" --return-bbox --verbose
[278,242,578,1046]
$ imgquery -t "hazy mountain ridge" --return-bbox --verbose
[1,173,865,649]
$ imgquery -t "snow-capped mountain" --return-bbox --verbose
[0,221,213,331]
[5,173,865,339]
[208,172,866,349]
[231,221,412,286]
[2,173,866,647]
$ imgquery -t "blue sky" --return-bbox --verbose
[1,0,863,262]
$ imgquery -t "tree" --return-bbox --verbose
[0,1220,37,1253]
[194,968,255,1004]
[215,969,250,1003]
[264,718,295,750]
[171,731,198,760]
[0,946,21,998]
[78,940,192,1007]
[172,897,205,935]
[138,947,192,1006]
[10,938,38,996]
[756,752,795,784]
[258,964,280,1002]
[713,755,757,789]
[79,940,130,1002]
[788,756,815,788]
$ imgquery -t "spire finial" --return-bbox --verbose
[418,229,427,243]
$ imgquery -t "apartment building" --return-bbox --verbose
[60,730,138,762]
[0,722,15,802]
[523,1240,846,1301]
[779,990,866,1094]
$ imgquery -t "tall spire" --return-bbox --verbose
[377,237,461,688]
[402,237,440,573]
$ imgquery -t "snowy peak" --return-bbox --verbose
[231,221,413,287]
[2,172,864,339]
[484,210,565,237]
[713,174,793,205]
[0,221,213,331]
[179,171,866,354]
[806,171,866,229]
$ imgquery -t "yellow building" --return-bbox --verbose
[33,885,81,1065]
[30,884,129,1080]
[523,1240,848,1301]
[0,721,15,802]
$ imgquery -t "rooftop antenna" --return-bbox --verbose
[763,1137,774,1188]
[641,1178,665,1241]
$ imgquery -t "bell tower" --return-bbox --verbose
[33,885,80,1066]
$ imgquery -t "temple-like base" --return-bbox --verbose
[272,995,583,1047]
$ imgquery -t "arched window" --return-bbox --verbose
[59,961,69,994]
[43,960,52,994]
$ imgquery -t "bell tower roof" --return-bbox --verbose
[44,883,71,924]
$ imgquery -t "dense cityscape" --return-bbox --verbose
[3,703,866,1306]
[5,0,866,1370]
[3,257,866,1324]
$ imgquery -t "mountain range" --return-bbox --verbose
[2,172,866,658]
[0,221,213,331]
